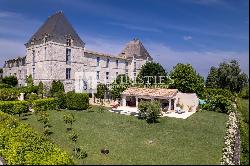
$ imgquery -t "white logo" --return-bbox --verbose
[75,72,97,93]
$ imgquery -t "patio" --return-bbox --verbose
[109,106,196,119]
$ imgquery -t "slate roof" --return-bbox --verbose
[118,38,153,60]
[122,87,178,98]
[85,50,128,60]
[25,11,85,48]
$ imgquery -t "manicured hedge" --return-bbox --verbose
[54,91,67,109]
[0,101,29,116]
[0,83,12,89]
[0,88,20,101]
[32,98,58,112]
[66,91,89,110]
[202,88,235,101]
[206,95,235,114]
[0,112,74,165]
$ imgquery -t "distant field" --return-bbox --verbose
[22,108,228,165]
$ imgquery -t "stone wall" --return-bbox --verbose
[3,41,150,91]
[2,57,27,86]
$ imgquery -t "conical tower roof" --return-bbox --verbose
[118,38,153,60]
[25,11,85,48]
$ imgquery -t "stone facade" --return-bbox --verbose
[2,12,152,92]
[3,57,27,86]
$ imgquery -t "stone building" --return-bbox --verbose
[2,11,152,92]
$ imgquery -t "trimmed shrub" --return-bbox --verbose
[50,80,65,97]
[1,76,18,87]
[26,93,39,101]
[0,101,29,116]
[138,100,161,123]
[32,98,58,112]
[206,95,235,114]
[66,91,89,110]
[0,112,73,165]
[0,83,12,89]
[238,85,249,99]
[54,91,67,109]
[16,85,39,94]
[0,88,19,101]
[202,88,235,101]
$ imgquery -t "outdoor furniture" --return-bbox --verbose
[110,101,120,109]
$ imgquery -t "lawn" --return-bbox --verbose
[21,107,228,165]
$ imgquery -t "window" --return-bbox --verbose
[97,57,100,66]
[97,71,100,80]
[134,72,136,81]
[125,69,128,76]
[134,61,136,72]
[32,50,35,66]
[66,68,71,79]
[106,59,110,67]
[19,70,21,79]
[66,39,71,46]
[66,48,71,64]
[45,47,47,59]
[32,68,35,79]
[125,62,128,68]
[116,60,119,68]
[106,72,109,80]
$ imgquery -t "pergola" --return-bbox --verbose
[122,87,179,111]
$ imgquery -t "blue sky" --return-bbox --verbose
[0,0,249,77]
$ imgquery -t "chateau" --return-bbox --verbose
[2,11,153,92]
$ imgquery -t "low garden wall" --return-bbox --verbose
[220,112,240,165]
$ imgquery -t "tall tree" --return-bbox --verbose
[110,74,132,100]
[207,60,248,93]
[95,83,108,104]
[169,63,205,96]
[206,66,219,88]
[50,80,65,96]
[26,74,34,87]
[137,62,168,85]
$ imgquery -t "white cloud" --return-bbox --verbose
[78,35,249,77]
[0,39,25,66]
[145,42,249,77]
[0,11,21,18]
[81,34,125,55]
[183,36,193,41]
[107,22,162,33]
[0,11,41,39]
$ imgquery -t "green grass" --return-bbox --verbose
[21,107,227,165]
[237,98,249,165]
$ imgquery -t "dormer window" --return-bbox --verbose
[32,50,35,66]
[106,59,110,67]
[66,38,72,46]
[116,60,119,68]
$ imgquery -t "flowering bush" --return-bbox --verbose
[220,112,240,165]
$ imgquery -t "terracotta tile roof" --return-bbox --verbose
[122,87,178,98]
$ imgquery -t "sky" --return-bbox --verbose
[0,0,249,77]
